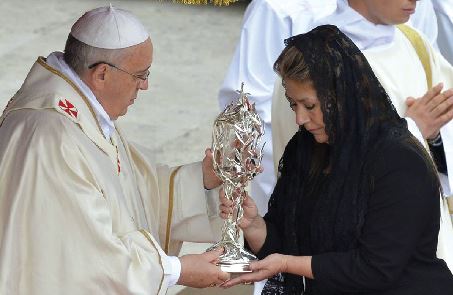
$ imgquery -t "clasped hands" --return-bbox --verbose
[405,83,453,140]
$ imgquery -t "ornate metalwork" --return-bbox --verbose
[206,83,264,272]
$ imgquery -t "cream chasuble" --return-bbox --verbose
[0,57,221,294]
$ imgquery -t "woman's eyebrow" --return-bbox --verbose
[287,93,312,102]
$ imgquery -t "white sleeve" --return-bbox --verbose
[217,0,293,124]
[166,256,182,286]
[170,162,223,243]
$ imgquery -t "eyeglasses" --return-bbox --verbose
[88,61,150,81]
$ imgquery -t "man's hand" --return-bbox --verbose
[219,189,258,230]
[178,248,230,288]
[405,83,453,139]
[221,254,289,288]
[202,148,222,190]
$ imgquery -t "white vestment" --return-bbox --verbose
[0,57,221,295]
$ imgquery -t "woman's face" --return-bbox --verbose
[284,79,328,144]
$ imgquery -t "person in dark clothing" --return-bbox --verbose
[220,25,453,294]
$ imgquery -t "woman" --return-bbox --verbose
[220,25,453,294]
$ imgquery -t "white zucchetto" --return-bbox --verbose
[70,4,149,49]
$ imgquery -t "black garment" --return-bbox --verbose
[297,173,330,258]
[258,140,453,294]
[297,173,330,295]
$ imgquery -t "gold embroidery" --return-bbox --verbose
[165,166,182,254]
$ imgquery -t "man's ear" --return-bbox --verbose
[86,64,108,91]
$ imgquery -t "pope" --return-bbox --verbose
[0,5,230,294]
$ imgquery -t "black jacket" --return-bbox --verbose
[258,141,453,294]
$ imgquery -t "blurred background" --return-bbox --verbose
[0,0,252,294]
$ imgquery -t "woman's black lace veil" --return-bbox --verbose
[261,25,437,294]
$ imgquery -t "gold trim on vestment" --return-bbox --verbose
[37,57,120,173]
[397,26,453,204]
[36,57,104,134]
[139,229,165,293]
[164,166,182,254]
[447,198,453,214]
[396,25,433,89]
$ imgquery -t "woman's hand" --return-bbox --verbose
[219,189,259,230]
[221,254,313,288]
[221,254,288,288]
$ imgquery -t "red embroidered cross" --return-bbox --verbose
[58,99,78,119]
[117,157,121,174]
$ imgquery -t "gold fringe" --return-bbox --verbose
[171,0,238,6]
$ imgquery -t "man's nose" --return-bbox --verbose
[139,78,149,90]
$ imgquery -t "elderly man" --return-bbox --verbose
[0,5,229,294]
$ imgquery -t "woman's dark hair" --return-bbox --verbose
[274,46,311,82]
